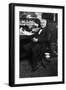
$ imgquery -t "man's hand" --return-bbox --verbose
[32,37,38,42]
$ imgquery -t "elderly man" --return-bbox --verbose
[21,18,50,72]
[30,19,51,72]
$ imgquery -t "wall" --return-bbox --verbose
[0,0,66,90]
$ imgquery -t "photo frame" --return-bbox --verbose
[9,3,64,87]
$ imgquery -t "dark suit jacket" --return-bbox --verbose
[35,27,48,43]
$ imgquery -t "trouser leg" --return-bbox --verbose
[31,44,41,69]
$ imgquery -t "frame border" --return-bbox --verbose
[9,3,65,87]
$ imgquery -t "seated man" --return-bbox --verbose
[21,19,50,72]
[24,19,50,72]
[30,19,51,72]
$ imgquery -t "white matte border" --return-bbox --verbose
[15,6,63,84]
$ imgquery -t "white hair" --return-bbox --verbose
[40,19,47,28]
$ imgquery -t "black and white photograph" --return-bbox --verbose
[19,12,58,78]
[9,3,64,86]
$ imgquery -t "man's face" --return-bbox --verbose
[41,19,47,28]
